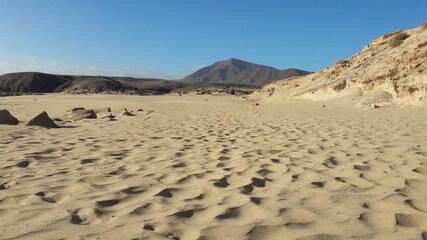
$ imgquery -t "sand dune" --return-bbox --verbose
[1,94,427,239]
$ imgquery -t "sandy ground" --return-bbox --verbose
[1,94,427,240]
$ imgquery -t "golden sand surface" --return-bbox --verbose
[1,94,427,240]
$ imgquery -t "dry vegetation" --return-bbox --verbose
[382,30,403,40]
[388,32,409,47]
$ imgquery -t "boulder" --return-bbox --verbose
[0,109,19,125]
[26,111,58,128]
[67,108,97,120]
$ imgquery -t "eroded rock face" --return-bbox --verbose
[0,109,19,125]
[253,25,427,107]
[26,111,58,128]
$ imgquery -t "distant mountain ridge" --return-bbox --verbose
[0,72,186,94]
[181,58,311,86]
[0,71,260,95]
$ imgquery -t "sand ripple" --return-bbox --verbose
[1,94,427,239]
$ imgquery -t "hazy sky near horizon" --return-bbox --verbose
[0,0,426,79]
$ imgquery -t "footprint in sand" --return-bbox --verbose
[172,162,186,168]
[70,208,104,225]
[173,209,195,218]
[250,197,262,205]
[16,160,31,168]
[80,158,99,164]
[143,224,155,231]
[121,186,145,195]
[257,168,273,177]
[311,182,325,188]
[216,207,239,219]
[353,165,370,171]
[156,188,176,198]
[251,177,266,187]
[271,158,280,163]
[214,177,229,188]
[0,181,16,190]
[96,199,121,207]
[242,184,254,193]
[395,213,427,228]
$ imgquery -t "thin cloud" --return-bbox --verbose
[0,56,185,80]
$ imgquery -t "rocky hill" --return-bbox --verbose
[252,25,427,107]
[0,72,260,96]
[181,58,310,86]
[0,72,72,93]
[0,72,186,95]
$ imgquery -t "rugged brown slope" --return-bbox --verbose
[0,72,71,92]
[0,72,187,95]
[182,58,311,86]
[253,25,427,107]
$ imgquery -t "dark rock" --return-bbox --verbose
[120,110,135,116]
[0,109,19,125]
[26,111,58,128]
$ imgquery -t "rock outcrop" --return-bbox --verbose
[253,25,427,107]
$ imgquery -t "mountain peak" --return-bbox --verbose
[224,57,245,63]
[182,58,310,86]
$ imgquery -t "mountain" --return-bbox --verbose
[181,58,311,86]
[253,24,427,107]
[0,72,261,95]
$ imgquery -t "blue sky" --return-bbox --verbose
[0,0,426,79]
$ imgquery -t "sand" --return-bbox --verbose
[1,93,427,240]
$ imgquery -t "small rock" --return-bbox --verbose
[369,104,380,109]
[120,110,135,116]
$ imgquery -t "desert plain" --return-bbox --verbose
[1,93,427,240]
